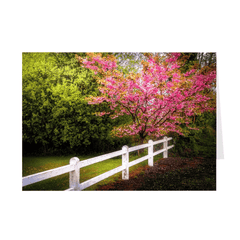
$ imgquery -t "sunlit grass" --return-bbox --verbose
[22,149,162,191]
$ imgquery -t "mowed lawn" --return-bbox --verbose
[22,150,161,191]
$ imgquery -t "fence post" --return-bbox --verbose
[69,157,80,190]
[148,140,153,166]
[163,136,168,158]
[122,145,129,180]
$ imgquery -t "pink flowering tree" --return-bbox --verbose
[76,52,216,145]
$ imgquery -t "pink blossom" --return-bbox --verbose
[79,52,216,140]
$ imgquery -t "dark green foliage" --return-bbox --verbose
[179,52,198,73]
[179,52,216,73]
[171,112,216,158]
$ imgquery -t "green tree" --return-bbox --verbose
[22,53,57,154]
[22,52,131,155]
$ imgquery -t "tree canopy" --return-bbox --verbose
[22,52,131,155]
[76,52,216,144]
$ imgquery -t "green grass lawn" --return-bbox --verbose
[22,149,161,191]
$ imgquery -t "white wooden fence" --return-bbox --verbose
[22,136,174,191]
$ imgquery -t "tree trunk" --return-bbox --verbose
[208,53,213,66]
[137,137,145,156]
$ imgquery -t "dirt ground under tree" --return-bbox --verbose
[96,157,208,190]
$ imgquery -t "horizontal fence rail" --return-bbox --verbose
[22,164,75,187]
[128,143,150,153]
[79,165,125,190]
[22,136,174,191]
[128,155,149,168]
[78,149,124,168]
[152,138,166,145]
[153,148,166,157]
